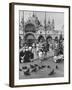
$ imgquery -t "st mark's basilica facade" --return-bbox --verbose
[19,12,64,48]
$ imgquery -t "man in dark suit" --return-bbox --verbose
[19,50,24,63]
[24,47,34,63]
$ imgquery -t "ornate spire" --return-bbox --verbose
[52,19,54,24]
[32,11,35,17]
[48,17,50,24]
[52,18,55,30]
[44,12,46,30]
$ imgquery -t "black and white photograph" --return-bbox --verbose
[19,11,64,79]
[9,3,70,87]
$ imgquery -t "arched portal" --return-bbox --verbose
[46,35,52,44]
[38,35,45,42]
[24,33,36,46]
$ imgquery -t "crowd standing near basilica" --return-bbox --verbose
[19,34,64,63]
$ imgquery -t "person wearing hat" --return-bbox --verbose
[28,46,32,51]
[19,47,25,63]
[23,47,31,63]
[58,34,64,54]
[54,36,59,56]
[36,42,40,57]
[58,39,64,55]
[19,50,24,63]
[28,46,34,60]
[46,35,52,52]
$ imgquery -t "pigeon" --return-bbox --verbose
[48,69,55,75]
[38,65,45,70]
[19,68,22,71]
[31,67,37,72]
[38,66,42,69]
[24,69,31,76]
[22,66,27,69]
[30,64,35,68]
[47,65,50,68]
[56,65,58,69]
[34,64,38,67]
[24,72,31,76]
[41,65,46,68]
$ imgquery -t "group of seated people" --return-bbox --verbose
[19,35,64,63]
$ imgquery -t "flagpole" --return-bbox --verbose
[45,12,46,40]
[23,11,24,32]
